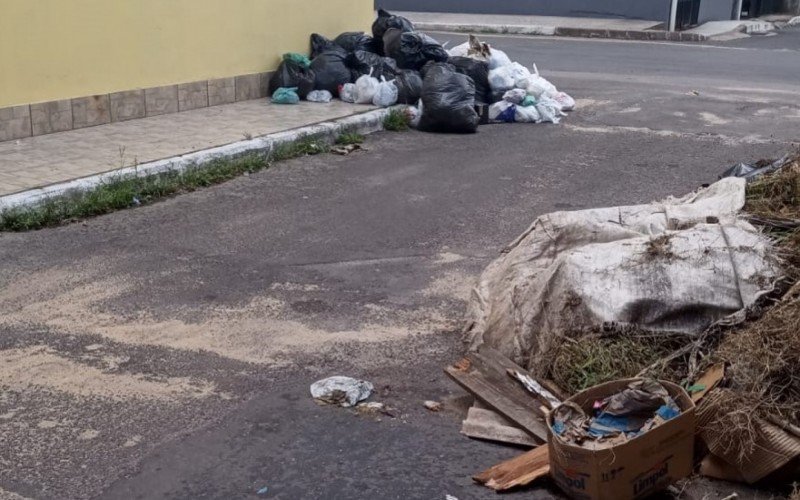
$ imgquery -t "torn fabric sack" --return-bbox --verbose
[463,178,782,373]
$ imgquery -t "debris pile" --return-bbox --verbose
[268,10,575,133]
[551,379,682,450]
[443,151,800,498]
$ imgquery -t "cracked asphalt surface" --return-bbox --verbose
[1,29,799,500]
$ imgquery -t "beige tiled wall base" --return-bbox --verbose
[0,72,272,143]
[0,105,33,141]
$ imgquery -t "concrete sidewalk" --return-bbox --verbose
[402,11,710,41]
[0,99,377,202]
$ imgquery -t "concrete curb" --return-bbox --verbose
[0,107,394,211]
[416,22,709,42]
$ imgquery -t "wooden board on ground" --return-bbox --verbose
[461,406,539,448]
[473,444,551,491]
[445,349,549,442]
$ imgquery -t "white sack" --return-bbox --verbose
[463,178,782,373]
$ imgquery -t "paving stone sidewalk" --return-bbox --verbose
[0,100,375,197]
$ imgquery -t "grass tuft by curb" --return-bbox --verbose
[335,131,365,145]
[0,138,328,232]
[383,109,411,132]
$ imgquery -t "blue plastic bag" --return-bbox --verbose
[272,87,300,105]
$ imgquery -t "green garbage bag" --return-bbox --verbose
[272,87,300,105]
[283,53,311,69]
[521,96,537,107]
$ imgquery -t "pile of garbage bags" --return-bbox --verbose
[269,10,575,134]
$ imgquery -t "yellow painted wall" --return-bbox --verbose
[0,0,374,108]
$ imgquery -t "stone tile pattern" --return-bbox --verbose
[0,72,272,142]
[110,90,146,122]
[0,99,375,196]
[0,105,32,141]
[31,100,73,136]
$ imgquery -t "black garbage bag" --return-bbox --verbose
[310,33,336,59]
[419,63,479,134]
[394,70,423,104]
[334,32,376,53]
[268,59,316,99]
[420,60,454,79]
[385,30,449,71]
[372,9,414,54]
[448,57,491,105]
[310,47,353,95]
[347,50,398,80]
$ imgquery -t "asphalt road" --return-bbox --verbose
[1,32,799,500]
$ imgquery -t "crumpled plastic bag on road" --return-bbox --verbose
[464,177,783,373]
[310,376,374,407]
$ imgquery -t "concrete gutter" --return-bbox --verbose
[0,108,394,211]
[416,22,709,41]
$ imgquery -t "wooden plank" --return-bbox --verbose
[473,445,551,491]
[691,363,725,403]
[461,407,539,448]
[444,350,549,442]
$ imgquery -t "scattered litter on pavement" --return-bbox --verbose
[256,486,269,495]
[331,144,363,156]
[355,401,396,418]
[424,400,443,412]
[310,376,373,407]
[720,153,793,181]
[473,444,550,492]
[271,87,300,105]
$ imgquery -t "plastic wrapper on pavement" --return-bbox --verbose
[464,177,783,373]
[548,379,695,500]
[309,376,373,407]
[310,47,354,96]
[419,63,479,134]
[269,54,315,100]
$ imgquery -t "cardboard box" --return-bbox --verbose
[547,379,695,500]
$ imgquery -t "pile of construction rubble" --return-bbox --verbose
[268,10,575,133]
[446,152,800,498]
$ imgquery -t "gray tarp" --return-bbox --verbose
[464,178,782,372]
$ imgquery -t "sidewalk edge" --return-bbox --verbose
[0,108,393,211]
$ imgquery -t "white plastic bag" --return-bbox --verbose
[448,42,470,58]
[340,83,357,103]
[488,48,512,70]
[408,100,423,129]
[553,91,576,111]
[372,76,398,107]
[520,64,559,99]
[515,105,541,123]
[355,69,380,104]
[488,66,516,92]
[306,90,332,103]
[310,376,373,407]
[536,96,564,124]
[489,101,517,123]
[503,89,527,105]
[508,62,531,83]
